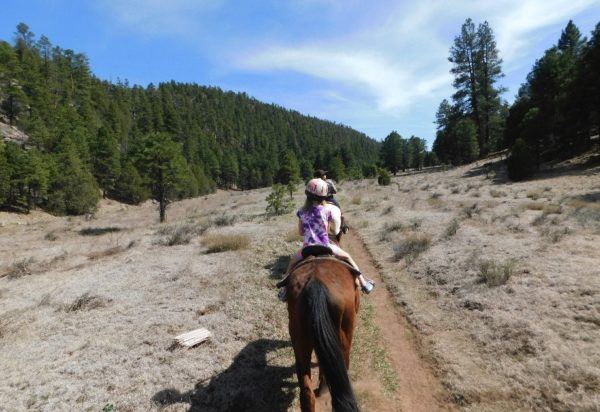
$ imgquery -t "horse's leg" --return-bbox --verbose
[315,366,327,397]
[290,311,315,412]
[340,299,357,369]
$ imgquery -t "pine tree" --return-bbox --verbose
[455,119,479,163]
[380,131,402,174]
[449,19,505,156]
[276,151,301,184]
[476,21,505,153]
[507,138,535,181]
[266,184,294,215]
[136,132,189,222]
[46,140,100,215]
[112,159,148,205]
[449,19,481,140]
[90,126,120,197]
[0,141,9,206]
[220,152,239,189]
[407,136,426,170]
[24,149,49,208]
[328,155,346,181]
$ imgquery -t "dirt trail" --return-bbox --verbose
[343,230,452,412]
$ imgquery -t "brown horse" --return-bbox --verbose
[286,253,360,412]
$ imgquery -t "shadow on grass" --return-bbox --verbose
[152,339,296,412]
[265,255,291,280]
[463,153,600,185]
[462,158,509,183]
[573,191,600,203]
[79,226,122,236]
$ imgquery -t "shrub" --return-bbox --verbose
[377,169,391,186]
[507,138,535,181]
[350,194,363,205]
[266,184,294,215]
[381,205,394,215]
[203,234,250,253]
[213,214,236,226]
[489,189,507,198]
[2,258,34,279]
[523,202,544,211]
[427,192,443,208]
[384,221,405,232]
[443,219,460,239]
[393,233,431,262]
[155,222,210,246]
[460,203,479,218]
[362,163,379,178]
[44,231,58,241]
[542,204,562,215]
[540,226,570,243]
[569,199,600,224]
[477,260,514,286]
[408,218,422,230]
[65,293,106,312]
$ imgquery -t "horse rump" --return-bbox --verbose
[302,280,359,412]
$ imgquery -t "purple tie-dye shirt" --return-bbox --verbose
[297,205,332,247]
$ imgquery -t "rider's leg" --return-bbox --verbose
[329,244,374,292]
[329,244,367,285]
[278,249,303,301]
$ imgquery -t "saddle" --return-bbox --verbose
[276,245,360,288]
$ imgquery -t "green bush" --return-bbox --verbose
[377,168,391,186]
[266,184,294,215]
[362,163,379,178]
[507,138,535,181]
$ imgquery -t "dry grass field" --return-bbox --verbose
[342,153,600,411]
[1,153,598,411]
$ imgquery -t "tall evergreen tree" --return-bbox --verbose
[136,132,189,222]
[448,19,505,156]
[46,139,100,215]
[0,141,9,206]
[476,21,505,153]
[380,131,403,174]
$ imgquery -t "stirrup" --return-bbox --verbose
[361,279,375,294]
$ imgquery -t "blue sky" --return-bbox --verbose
[1,0,599,147]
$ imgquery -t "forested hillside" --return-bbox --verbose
[0,23,379,215]
[433,18,599,175]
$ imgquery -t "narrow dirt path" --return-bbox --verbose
[343,230,452,412]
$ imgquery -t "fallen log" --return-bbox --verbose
[175,327,211,348]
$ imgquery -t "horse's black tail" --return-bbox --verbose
[303,280,359,412]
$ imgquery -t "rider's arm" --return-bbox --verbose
[328,205,341,235]
[327,179,337,194]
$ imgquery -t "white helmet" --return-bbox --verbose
[305,178,329,198]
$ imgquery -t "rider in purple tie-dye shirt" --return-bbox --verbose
[278,178,374,301]
[297,205,332,247]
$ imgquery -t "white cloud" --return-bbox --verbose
[237,0,598,116]
[99,0,222,37]
[490,0,599,67]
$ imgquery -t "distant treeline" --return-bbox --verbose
[0,23,381,215]
[433,18,600,177]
